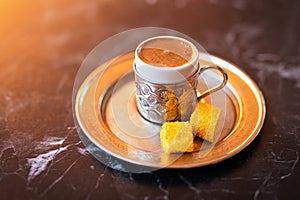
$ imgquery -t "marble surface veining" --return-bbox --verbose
[0,0,299,199]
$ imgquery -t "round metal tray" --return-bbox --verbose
[75,52,266,169]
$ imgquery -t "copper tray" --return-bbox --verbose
[74,52,266,169]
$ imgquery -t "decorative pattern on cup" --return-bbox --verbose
[135,71,198,124]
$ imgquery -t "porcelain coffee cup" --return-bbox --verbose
[133,36,228,124]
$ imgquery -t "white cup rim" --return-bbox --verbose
[134,36,199,84]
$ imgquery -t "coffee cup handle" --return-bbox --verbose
[197,65,228,99]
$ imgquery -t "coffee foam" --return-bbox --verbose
[137,37,193,67]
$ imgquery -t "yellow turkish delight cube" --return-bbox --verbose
[160,121,194,153]
[190,102,221,142]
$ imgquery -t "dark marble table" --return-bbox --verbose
[0,0,299,199]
